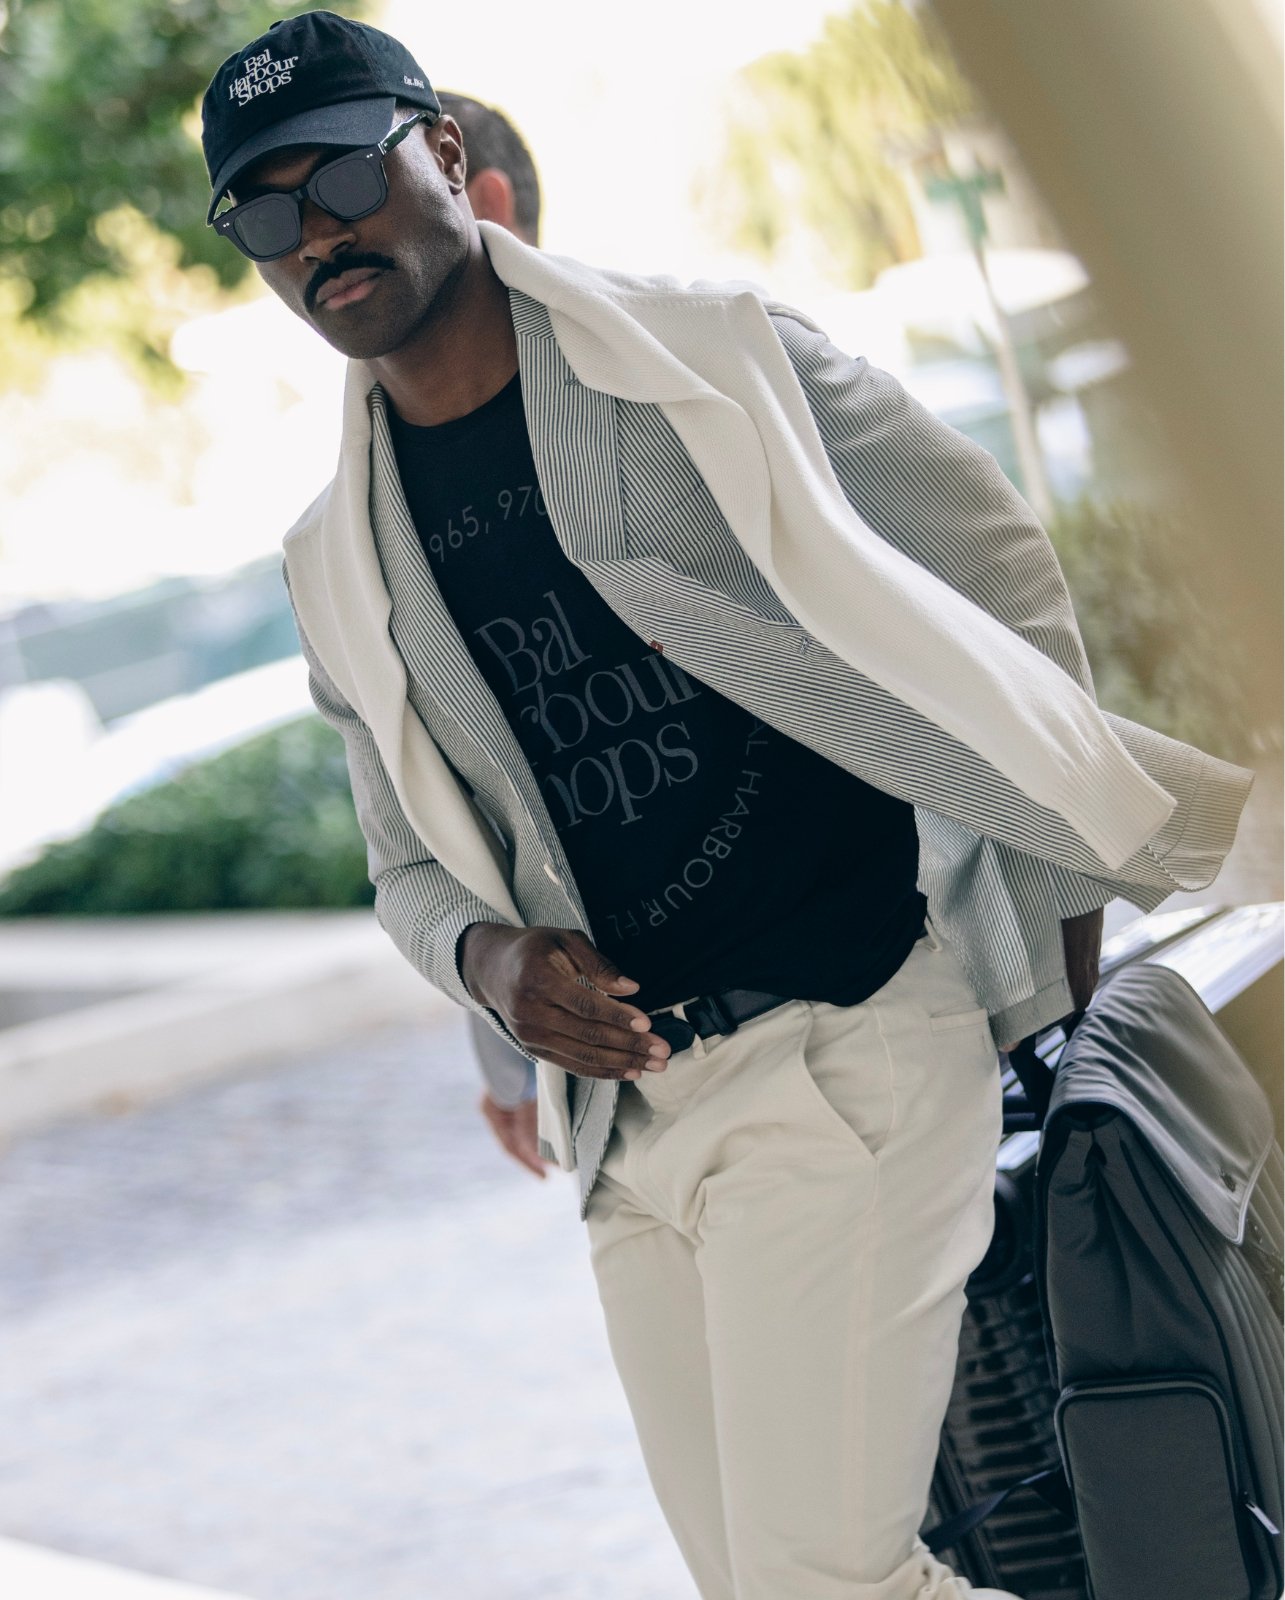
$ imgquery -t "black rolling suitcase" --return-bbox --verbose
[920,905,1285,1600]
[919,1042,1089,1600]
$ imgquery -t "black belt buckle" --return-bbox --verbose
[648,1012,696,1054]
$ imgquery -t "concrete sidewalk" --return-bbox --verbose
[0,1537,253,1600]
[0,911,444,1142]
[0,1006,696,1600]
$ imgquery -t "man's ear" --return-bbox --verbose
[428,114,467,193]
[465,167,518,233]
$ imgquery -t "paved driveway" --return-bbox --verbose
[0,1009,698,1600]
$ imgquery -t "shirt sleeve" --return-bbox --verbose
[466,1010,540,1106]
[282,559,537,1061]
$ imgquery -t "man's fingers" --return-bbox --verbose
[557,975,657,1034]
[522,1025,668,1079]
[505,1133,547,1178]
[479,1096,549,1179]
[488,927,672,1070]
[511,1101,548,1178]
[513,976,667,1059]
[510,928,656,1034]
[555,929,640,994]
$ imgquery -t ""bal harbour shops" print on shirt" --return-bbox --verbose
[386,373,929,1012]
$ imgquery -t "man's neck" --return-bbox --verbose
[368,234,518,427]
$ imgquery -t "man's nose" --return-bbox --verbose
[297,197,358,263]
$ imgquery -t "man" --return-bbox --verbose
[437,91,540,246]
[201,16,1253,1600]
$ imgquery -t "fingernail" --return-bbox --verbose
[624,1069,641,1080]
[648,1043,669,1058]
[630,1016,651,1031]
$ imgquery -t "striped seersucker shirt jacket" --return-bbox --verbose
[283,244,1253,1219]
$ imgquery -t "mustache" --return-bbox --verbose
[305,252,397,313]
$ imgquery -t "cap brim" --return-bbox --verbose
[206,95,397,223]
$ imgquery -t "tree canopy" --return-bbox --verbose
[0,0,370,367]
[709,0,976,288]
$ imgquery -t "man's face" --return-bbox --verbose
[230,117,470,360]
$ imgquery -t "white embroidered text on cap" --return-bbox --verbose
[229,49,300,106]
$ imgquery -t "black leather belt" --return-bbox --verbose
[647,987,791,1054]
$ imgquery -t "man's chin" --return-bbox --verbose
[310,322,400,361]
[292,262,452,360]
[305,306,410,362]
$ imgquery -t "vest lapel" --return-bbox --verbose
[365,384,594,935]
[510,293,629,567]
[286,363,520,924]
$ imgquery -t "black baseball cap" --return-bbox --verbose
[201,11,439,223]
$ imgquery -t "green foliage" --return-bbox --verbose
[709,0,976,287]
[1049,498,1273,762]
[1,497,1269,919]
[0,0,371,365]
[0,715,374,916]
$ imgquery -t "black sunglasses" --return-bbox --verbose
[212,111,437,262]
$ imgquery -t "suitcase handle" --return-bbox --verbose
[1005,1008,1086,1128]
[921,1461,1075,1555]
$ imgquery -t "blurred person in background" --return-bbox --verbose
[200,14,1253,1600]
[436,91,539,247]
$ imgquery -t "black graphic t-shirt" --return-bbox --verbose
[386,373,927,1013]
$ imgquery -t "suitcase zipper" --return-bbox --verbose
[1242,1493,1281,1536]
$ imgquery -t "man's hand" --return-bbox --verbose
[479,1092,551,1179]
[459,923,672,1080]
[1000,907,1104,1051]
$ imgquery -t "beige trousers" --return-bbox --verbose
[584,917,1025,1600]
